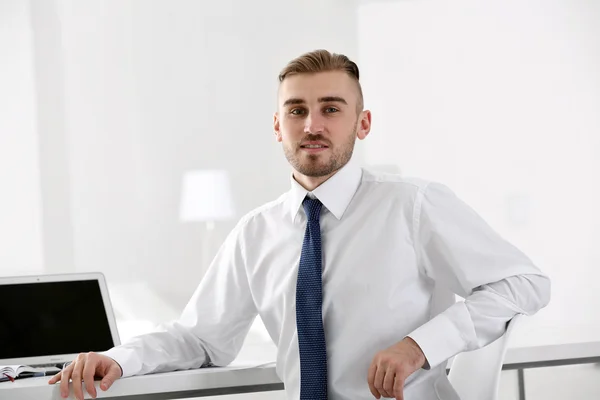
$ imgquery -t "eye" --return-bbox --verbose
[290,108,306,115]
[324,107,339,113]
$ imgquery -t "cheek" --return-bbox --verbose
[280,119,304,137]
[329,120,355,136]
[282,116,303,127]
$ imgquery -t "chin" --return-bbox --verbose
[298,165,335,178]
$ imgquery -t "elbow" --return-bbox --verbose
[489,273,551,315]
[536,274,551,309]
[521,273,551,314]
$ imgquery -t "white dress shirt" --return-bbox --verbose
[103,161,550,400]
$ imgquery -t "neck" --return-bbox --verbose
[293,169,338,192]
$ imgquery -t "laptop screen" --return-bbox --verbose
[0,280,115,359]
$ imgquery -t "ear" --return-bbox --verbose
[356,110,372,140]
[274,112,282,142]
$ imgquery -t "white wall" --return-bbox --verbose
[30,0,76,274]
[0,0,45,275]
[35,0,361,318]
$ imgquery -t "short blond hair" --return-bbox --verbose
[278,49,364,112]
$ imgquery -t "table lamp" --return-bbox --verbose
[179,169,236,273]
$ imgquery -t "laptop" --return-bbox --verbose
[0,272,120,369]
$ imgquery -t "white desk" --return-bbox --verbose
[0,363,283,400]
[3,342,600,400]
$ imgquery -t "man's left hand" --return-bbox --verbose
[367,337,427,400]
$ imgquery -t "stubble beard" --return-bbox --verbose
[283,125,358,178]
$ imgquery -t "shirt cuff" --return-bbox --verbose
[407,302,475,370]
[100,346,142,378]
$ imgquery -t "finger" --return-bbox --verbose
[374,361,391,398]
[394,374,405,400]
[71,359,85,400]
[100,364,122,391]
[48,370,62,384]
[367,362,380,398]
[82,354,97,398]
[383,364,396,395]
[59,364,74,399]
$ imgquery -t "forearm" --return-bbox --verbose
[408,273,550,369]
[101,321,210,377]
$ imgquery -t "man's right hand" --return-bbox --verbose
[48,352,123,400]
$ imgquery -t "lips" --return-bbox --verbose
[300,141,329,149]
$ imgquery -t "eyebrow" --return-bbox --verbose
[282,96,348,107]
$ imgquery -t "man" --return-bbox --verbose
[49,49,550,400]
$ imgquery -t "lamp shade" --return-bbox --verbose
[179,170,235,222]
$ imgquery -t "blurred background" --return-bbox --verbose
[1,0,599,398]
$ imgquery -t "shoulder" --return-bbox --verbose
[361,168,455,195]
[360,168,432,195]
[231,191,290,236]
[359,168,461,214]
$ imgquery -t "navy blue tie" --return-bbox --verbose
[296,197,328,400]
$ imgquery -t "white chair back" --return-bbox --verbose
[448,314,521,400]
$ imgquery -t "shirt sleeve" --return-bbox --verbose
[407,182,551,370]
[101,221,258,377]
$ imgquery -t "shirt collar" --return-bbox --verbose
[289,161,363,223]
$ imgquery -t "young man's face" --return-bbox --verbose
[274,71,370,182]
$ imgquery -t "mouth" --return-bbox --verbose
[300,142,329,154]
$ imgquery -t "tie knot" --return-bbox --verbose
[303,197,323,221]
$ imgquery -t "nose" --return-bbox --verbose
[304,112,325,135]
